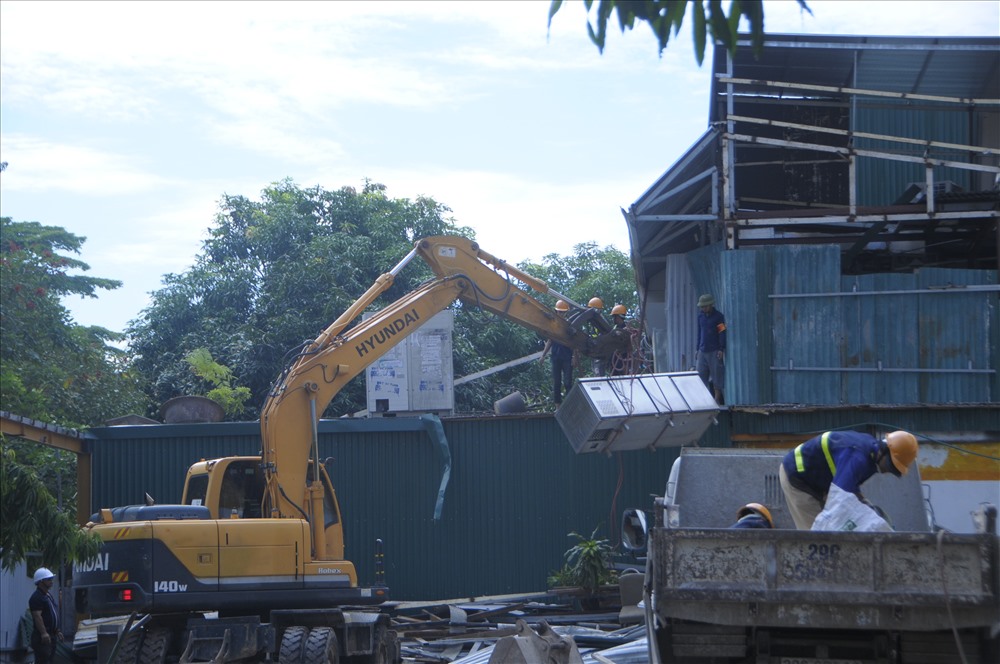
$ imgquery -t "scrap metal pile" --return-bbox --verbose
[389,591,648,663]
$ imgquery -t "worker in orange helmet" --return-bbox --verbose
[731,503,774,529]
[779,430,918,530]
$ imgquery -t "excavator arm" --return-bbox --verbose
[259,236,621,557]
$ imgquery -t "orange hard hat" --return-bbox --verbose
[588,297,604,309]
[736,502,774,528]
[611,304,627,316]
[555,300,570,312]
[885,431,918,475]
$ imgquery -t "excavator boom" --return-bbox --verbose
[259,236,617,556]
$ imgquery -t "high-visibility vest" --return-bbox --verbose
[793,431,837,476]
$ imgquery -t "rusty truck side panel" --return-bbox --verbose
[650,518,999,633]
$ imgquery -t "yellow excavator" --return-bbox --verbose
[72,236,627,664]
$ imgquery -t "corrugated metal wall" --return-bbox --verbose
[660,253,698,372]
[712,244,997,406]
[87,417,681,601]
[854,100,973,206]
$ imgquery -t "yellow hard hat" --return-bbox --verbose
[736,503,774,528]
[885,431,918,475]
[611,304,627,316]
[555,300,570,312]
[588,297,604,309]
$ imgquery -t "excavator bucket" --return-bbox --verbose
[487,619,583,664]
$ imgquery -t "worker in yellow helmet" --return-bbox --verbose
[779,430,918,530]
[539,300,578,406]
[607,304,632,376]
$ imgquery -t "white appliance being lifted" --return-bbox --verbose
[555,372,720,454]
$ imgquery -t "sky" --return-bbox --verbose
[1,0,998,335]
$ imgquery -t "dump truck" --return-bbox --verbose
[621,447,1000,664]
[71,236,629,664]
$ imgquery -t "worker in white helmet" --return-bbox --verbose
[29,567,61,663]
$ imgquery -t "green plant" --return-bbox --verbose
[185,348,251,419]
[560,526,617,596]
[546,564,577,589]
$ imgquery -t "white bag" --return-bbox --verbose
[811,484,893,532]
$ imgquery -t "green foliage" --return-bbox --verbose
[556,526,617,595]
[0,217,149,427]
[184,348,252,419]
[128,179,475,418]
[546,564,578,588]
[519,241,638,315]
[549,0,811,64]
[0,443,102,573]
[0,217,146,574]
[127,181,640,416]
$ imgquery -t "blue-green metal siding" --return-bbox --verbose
[771,245,843,405]
[854,101,973,206]
[711,246,996,407]
[841,272,920,404]
[721,249,773,405]
[86,417,680,601]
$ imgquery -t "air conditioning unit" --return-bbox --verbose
[556,372,719,454]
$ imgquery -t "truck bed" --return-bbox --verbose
[649,526,1000,632]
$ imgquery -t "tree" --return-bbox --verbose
[0,217,149,427]
[548,0,811,64]
[185,348,252,418]
[128,179,475,418]
[0,444,101,573]
[0,216,137,572]
[519,241,638,314]
[128,180,641,416]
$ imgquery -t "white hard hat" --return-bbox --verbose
[35,567,55,585]
[33,567,55,584]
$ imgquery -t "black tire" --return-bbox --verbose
[279,626,310,664]
[138,627,172,664]
[112,629,142,664]
[303,626,339,664]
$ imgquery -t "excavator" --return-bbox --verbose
[72,236,628,664]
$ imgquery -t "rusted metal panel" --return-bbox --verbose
[771,245,842,404]
[650,528,999,630]
[841,272,921,404]
[916,268,996,403]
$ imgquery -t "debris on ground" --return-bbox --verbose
[387,588,648,663]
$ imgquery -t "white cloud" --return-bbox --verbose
[2,0,996,336]
[0,134,171,194]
